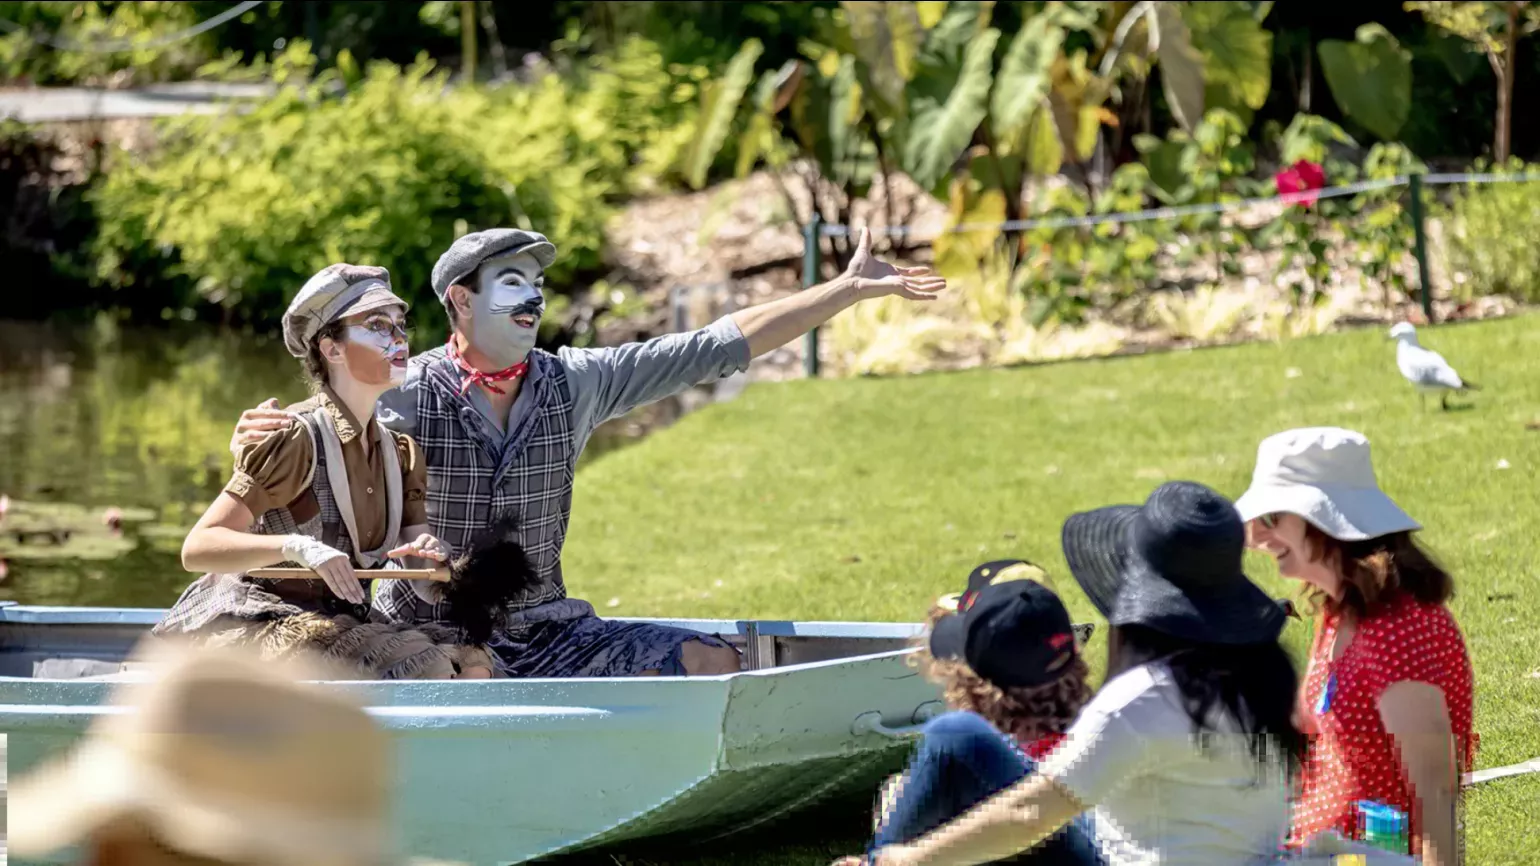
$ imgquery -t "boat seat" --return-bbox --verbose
[33,658,156,681]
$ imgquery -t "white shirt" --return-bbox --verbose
[1039,661,1291,865]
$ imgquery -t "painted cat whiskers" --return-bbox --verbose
[344,315,409,385]
[454,250,546,367]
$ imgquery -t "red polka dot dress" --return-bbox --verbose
[1289,590,1478,851]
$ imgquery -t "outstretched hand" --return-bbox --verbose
[842,227,947,302]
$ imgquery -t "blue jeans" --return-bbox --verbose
[871,711,1103,865]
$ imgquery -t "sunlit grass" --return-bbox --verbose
[563,312,1540,864]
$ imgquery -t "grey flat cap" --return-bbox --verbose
[431,228,557,302]
[282,263,408,358]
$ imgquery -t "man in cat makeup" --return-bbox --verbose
[229,226,945,677]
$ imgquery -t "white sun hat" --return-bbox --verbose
[1233,427,1422,541]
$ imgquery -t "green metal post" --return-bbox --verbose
[803,216,823,377]
[1408,173,1435,324]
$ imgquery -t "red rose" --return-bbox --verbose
[1275,160,1326,208]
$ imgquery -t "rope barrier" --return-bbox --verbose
[1424,171,1540,185]
[1464,757,1540,787]
[802,169,1540,375]
[0,0,264,54]
[818,171,1540,237]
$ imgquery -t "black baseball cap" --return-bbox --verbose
[928,559,1079,689]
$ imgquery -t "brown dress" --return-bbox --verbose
[153,389,493,679]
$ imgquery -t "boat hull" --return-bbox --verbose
[0,605,947,864]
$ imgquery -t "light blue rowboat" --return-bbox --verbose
[0,601,1094,864]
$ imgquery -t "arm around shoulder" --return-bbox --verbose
[224,423,314,517]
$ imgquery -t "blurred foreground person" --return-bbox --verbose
[11,637,453,866]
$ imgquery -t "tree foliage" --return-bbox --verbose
[0,1,215,85]
[1405,0,1540,50]
[89,37,704,337]
[1318,24,1413,141]
[1405,1,1540,159]
[679,0,1279,273]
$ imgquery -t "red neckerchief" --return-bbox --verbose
[446,337,528,396]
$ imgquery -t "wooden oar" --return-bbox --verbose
[247,567,451,583]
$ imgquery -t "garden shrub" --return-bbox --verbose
[0,1,215,86]
[92,46,507,338]
[1438,157,1540,304]
[90,37,703,341]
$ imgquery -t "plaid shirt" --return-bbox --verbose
[372,347,576,627]
[370,317,752,632]
[154,408,375,635]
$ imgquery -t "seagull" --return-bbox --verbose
[1390,322,1479,411]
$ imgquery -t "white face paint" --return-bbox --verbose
[459,251,545,368]
[342,312,410,384]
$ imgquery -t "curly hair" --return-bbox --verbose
[908,605,1093,745]
[1296,526,1454,619]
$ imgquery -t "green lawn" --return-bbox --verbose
[560,314,1540,865]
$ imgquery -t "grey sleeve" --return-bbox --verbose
[373,371,421,439]
[560,314,751,438]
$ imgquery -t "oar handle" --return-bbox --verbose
[247,567,451,583]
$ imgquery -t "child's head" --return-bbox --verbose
[911,560,1092,743]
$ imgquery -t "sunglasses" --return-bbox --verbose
[1256,513,1284,529]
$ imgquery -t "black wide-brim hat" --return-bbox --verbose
[1061,480,1286,645]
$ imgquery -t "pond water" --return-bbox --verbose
[0,318,676,609]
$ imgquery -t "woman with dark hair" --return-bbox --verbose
[858,481,1309,866]
[841,560,1100,865]
[1236,427,1476,865]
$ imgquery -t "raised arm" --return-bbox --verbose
[733,227,944,359]
[864,696,1149,866]
[564,227,945,432]
[867,774,1085,866]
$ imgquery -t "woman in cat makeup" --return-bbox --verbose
[153,264,518,680]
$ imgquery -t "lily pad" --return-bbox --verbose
[0,532,136,561]
[0,500,155,535]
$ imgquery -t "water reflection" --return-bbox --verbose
[0,318,654,608]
